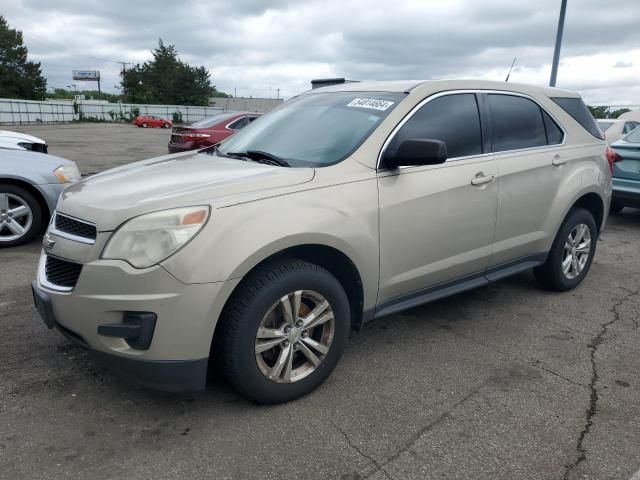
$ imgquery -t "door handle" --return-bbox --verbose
[470,172,495,186]
[552,154,568,166]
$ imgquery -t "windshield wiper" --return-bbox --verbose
[226,150,291,167]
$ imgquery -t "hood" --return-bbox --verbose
[58,151,315,230]
[0,130,46,146]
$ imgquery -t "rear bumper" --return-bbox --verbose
[612,178,640,207]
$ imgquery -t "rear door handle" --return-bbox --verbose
[471,172,495,186]
[552,154,568,166]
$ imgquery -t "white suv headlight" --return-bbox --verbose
[53,164,81,183]
[102,206,210,268]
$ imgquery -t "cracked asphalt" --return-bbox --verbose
[2,124,640,479]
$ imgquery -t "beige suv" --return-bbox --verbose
[32,80,611,403]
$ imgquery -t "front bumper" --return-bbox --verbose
[33,251,240,392]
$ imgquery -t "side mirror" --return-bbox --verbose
[383,138,448,168]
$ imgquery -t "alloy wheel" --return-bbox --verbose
[255,290,335,383]
[562,223,591,279]
[0,193,33,243]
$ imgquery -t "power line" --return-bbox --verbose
[21,29,128,65]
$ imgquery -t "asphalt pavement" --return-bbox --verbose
[1,123,639,479]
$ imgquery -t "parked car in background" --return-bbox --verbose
[168,112,260,153]
[133,115,172,128]
[1,150,80,247]
[597,119,639,143]
[609,127,640,213]
[33,79,610,404]
[0,130,48,153]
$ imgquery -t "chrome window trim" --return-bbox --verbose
[376,89,568,170]
[37,254,74,293]
[49,212,97,245]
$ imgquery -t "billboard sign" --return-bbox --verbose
[72,70,100,81]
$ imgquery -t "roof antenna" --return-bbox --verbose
[505,57,517,82]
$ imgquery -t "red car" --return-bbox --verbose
[133,115,172,128]
[168,112,260,153]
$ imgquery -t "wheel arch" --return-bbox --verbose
[214,243,366,338]
[570,191,606,233]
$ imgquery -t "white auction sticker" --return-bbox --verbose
[346,98,395,111]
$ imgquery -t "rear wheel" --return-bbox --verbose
[163,123,170,128]
[534,208,597,291]
[216,260,350,404]
[0,184,43,247]
[142,122,148,128]
[610,200,624,215]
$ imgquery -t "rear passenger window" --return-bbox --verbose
[388,93,483,159]
[229,117,249,130]
[487,94,547,152]
[542,110,564,145]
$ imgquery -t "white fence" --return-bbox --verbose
[0,99,75,124]
[0,98,225,125]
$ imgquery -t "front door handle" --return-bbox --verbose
[471,172,495,186]
[552,154,568,166]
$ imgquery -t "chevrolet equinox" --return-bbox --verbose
[33,80,612,403]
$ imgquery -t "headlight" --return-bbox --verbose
[53,164,81,183]
[102,206,210,268]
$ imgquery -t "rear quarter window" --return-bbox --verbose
[551,97,604,140]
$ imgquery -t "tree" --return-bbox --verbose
[587,105,632,119]
[120,39,222,105]
[0,16,47,100]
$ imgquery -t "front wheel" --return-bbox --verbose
[534,208,597,291]
[216,260,350,404]
[0,184,43,247]
[142,122,148,128]
[163,123,170,128]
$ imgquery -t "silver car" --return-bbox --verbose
[32,80,611,403]
[1,150,80,247]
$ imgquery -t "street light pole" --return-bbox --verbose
[550,0,568,87]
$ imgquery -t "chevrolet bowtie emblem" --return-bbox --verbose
[43,234,56,252]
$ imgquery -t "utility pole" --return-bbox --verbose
[276,88,281,100]
[550,0,568,87]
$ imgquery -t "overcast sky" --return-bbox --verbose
[3,0,640,105]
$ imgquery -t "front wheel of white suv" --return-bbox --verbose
[215,259,350,404]
[534,208,597,291]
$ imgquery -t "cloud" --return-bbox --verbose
[3,0,640,105]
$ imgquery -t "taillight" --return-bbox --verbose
[182,132,211,142]
[605,146,622,173]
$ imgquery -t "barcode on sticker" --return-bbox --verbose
[346,98,394,111]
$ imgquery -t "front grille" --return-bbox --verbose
[54,213,97,241]
[45,256,83,288]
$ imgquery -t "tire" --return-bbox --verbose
[142,122,148,128]
[216,259,350,404]
[0,184,43,248]
[163,123,170,129]
[534,208,597,292]
[610,200,624,215]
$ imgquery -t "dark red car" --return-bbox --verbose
[168,112,260,153]
[133,115,172,128]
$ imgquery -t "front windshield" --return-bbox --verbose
[217,92,406,167]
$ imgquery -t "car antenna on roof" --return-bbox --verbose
[505,57,517,82]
